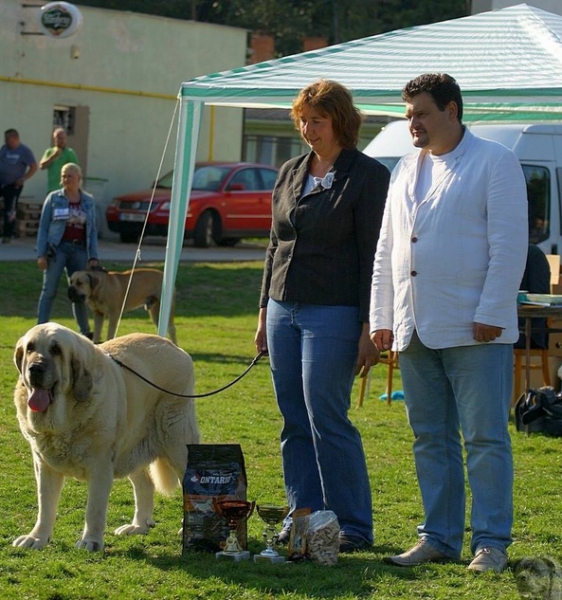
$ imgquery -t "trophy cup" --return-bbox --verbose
[254,504,290,563]
[213,498,255,561]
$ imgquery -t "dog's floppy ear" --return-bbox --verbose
[71,355,93,402]
[14,337,25,375]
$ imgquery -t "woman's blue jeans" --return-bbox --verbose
[399,331,513,557]
[37,241,90,335]
[266,300,373,543]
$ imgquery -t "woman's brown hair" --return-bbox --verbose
[290,80,363,149]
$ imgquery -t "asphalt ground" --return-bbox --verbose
[0,233,268,264]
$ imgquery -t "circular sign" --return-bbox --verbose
[37,2,83,39]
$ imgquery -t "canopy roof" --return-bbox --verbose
[157,3,562,334]
[181,3,562,122]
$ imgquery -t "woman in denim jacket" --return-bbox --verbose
[36,162,99,337]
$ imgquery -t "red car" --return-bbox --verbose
[105,162,278,247]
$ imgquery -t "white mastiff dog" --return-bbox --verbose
[13,322,199,551]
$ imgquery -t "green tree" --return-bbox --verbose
[75,0,470,56]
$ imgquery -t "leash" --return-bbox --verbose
[105,351,265,398]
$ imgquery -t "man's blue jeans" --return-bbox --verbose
[37,241,90,335]
[266,300,373,542]
[399,331,513,557]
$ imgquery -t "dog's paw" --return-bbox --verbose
[12,534,49,550]
[75,538,104,552]
[114,518,155,536]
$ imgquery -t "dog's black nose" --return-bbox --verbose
[68,287,84,303]
[29,362,46,375]
[28,362,47,386]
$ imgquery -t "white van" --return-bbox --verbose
[364,121,562,254]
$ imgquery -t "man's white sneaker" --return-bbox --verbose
[384,539,453,567]
[468,547,508,573]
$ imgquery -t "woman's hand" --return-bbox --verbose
[356,323,380,377]
[37,256,47,271]
[254,307,268,354]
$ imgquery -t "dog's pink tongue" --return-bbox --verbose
[28,389,51,412]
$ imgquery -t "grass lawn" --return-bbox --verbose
[0,258,560,599]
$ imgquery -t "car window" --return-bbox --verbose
[229,169,260,191]
[523,164,550,244]
[156,171,175,189]
[192,166,230,191]
[259,168,278,190]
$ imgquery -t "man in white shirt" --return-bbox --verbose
[370,73,528,573]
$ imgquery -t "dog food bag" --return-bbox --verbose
[288,507,311,562]
[306,510,340,566]
[183,444,247,553]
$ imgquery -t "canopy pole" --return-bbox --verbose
[158,97,202,338]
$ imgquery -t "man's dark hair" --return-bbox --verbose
[4,128,19,137]
[402,73,463,122]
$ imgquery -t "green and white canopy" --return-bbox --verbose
[159,3,562,332]
[182,3,562,121]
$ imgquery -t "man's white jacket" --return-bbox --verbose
[370,128,528,351]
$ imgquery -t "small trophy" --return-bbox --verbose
[254,504,290,563]
[213,498,255,561]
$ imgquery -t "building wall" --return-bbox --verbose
[472,0,562,15]
[0,0,247,208]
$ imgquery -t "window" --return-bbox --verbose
[243,135,303,168]
[53,105,76,135]
[229,169,260,191]
[523,165,550,244]
[259,168,278,190]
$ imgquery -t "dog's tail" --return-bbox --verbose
[149,458,181,495]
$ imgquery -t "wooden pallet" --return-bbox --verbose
[17,220,39,236]
[17,199,41,237]
[17,200,42,221]
[0,198,41,237]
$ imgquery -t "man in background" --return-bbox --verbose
[516,244,551,350]
[40,128,79,193]
[0,129,37,243]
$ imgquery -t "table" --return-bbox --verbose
[517,304,562,394]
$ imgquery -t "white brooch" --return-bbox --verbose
[321,172,334,190]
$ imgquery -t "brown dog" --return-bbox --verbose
[68,268,177,344]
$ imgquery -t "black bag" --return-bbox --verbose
[182,444,248,553]
[515,387,562,436]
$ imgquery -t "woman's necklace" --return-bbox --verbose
[312,159,333,179]
[311,149,340,179]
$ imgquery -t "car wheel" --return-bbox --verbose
[193,210,218,248]
[119,232,140,244]
[218,237,240,247]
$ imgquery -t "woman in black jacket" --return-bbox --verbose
[254,80,390,553]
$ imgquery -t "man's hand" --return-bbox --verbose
[371,329,394,352]
[473,322,504,342]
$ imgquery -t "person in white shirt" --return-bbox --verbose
[370,73,528,573]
